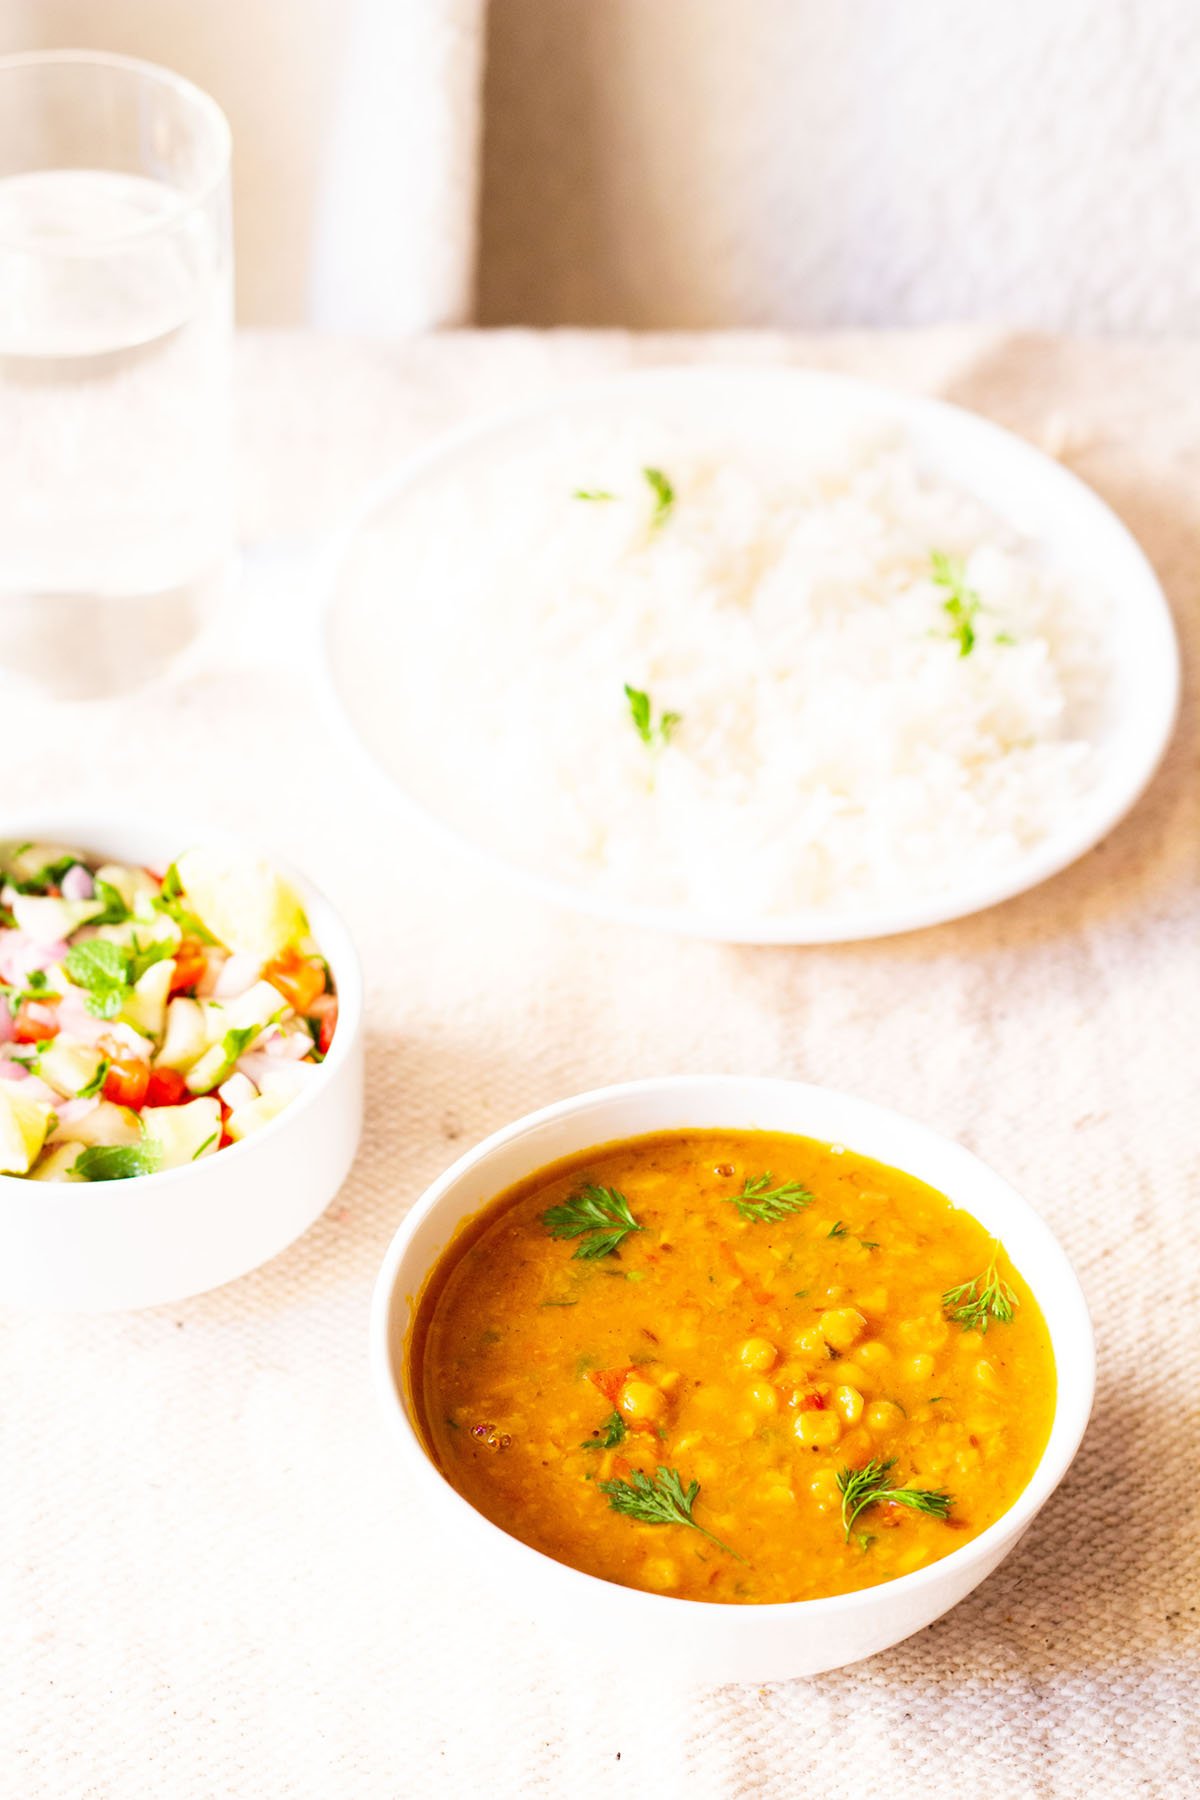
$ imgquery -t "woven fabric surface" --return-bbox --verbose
[2,328,1197,1798]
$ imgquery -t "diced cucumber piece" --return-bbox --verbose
[37,1040,107,1099]
[93,862,160,915]
[0,1082,53,1173]
[222,980,289,1033]
[11,893,104,945]
[185,983,286,1094]
[226,1087,293,1142]
[217,1072,257,1111]
[0,841,76,884]
[50,1099,142,1147]
[156,998,208,1072]
[120,959,174,1041]
[257,1063,320,1105]
[29,1142,85,1182]
[185,1036,252,1095]
[141,1097,221,1170]
[96,912,181,954]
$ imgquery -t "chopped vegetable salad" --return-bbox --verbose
[0,843,336,1181]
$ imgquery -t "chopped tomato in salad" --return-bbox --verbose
[0,842,336,1181]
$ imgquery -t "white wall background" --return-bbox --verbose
[4,0,1200,334]
[479,0,1200,334]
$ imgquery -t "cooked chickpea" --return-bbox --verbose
[619,1379,667,1424]
[898,1314,949,1348]
[732,1411,759,1443]
[793,1409,842,1449]
[819,1307,867,1352]
[856,1340,892,1369]
[739,1336,778,1373]
[974,1358,1002,1393]
[833,1384,864,1426]
[689,1385,730,1417]
[758,1475,795,1506]
[829,1359,873,1393]
[865,1400,904,1434]
[642,1557,681,1591]
[660,1307,701,1353]
[839,1429,871,1466]
[745,1381,779,1414]
[856,1289,889,1317]
[906,1353,935,1382]
[791,1326,827,1359]
[808,1468,841,1510]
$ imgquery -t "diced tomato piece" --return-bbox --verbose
[588,1366,639,1406]
[310,993,338,1056]
[168,939,208,994]
[145,1066,188,1107]
[13,1000,59,1042]
[12,1010,58,1044]
[103,1055,150,1110]
[717,1241,774,1306]
[798,1391,827,1412]
[263,946,326,1014]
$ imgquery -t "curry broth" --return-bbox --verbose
[409,1130,1055,1604]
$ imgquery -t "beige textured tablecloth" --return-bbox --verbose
[4,329,1197,1798]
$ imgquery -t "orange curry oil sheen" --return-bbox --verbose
[408,1130,1055,1604]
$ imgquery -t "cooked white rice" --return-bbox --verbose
[345,416,1111,921]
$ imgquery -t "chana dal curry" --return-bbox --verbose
[411,1131,1055,1604]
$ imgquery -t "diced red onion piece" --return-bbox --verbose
[60,865,95,901]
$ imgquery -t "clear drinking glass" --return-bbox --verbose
[0,51,233,700]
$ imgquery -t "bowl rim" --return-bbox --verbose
[0,815,363,1197]
[318,362,1180,947]
[370,1073,1097,1622]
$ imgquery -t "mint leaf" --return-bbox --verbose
[75,1142,162,1182]
[642,466,675,527]
[12,854,78,896]
[127,935,176,984]
[64,939,131,1019]
[65,939,128,987]
[90,878,130,926]
[625,683,652,743]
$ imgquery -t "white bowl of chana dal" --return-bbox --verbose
[372,1078,1094,1682]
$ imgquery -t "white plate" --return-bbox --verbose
[320,367,1179,944]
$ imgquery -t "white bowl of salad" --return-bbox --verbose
[0,824,363,1310]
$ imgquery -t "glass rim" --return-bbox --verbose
[0,47,231,254]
